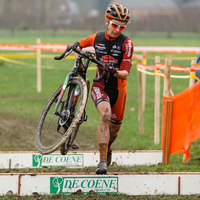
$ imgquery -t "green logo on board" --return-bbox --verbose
[32,154,83,167]
[32,154,42,167]
[50,176,118,194]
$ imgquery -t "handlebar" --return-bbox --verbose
[54,42,79,60]
[54,41,107,82]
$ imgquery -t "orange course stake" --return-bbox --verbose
[162,100,173,164]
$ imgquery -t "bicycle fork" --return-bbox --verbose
[54,74,81,126]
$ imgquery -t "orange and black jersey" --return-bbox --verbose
[79,31,133,124]
[79,30,134,90]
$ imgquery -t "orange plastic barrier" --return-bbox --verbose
[0,44,35,51]
[0,43,142,59]
[137,62,156,70]
[137,62,193,73]
[2,44,200,53]
[161,81,200,162]
[156,63,191,73]
[192,63,200,69]
[0,43,66,52]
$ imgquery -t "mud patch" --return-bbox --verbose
[0,113,97,151]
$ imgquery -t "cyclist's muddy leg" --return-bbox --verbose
[96,101,111,163]
[108,123,121,149]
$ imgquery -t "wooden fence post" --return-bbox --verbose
[163,56,171,97]
[142,52,147,111]
[162,56,172,164]
[137,55,144,134]
[189,60,196,86]
[37,38,42,93]
[154,56,160,144]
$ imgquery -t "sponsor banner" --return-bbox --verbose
[32,154,83,167]
[50,176,118,194]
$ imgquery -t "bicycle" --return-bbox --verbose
[35,41,109,155]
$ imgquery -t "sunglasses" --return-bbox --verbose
[109,21,126,31]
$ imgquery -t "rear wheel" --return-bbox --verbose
[35,77,87,154]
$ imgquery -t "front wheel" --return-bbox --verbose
[60,78,90,155]
[35,77,88,154]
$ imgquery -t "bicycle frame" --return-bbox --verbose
[53,55,86,120]
[53,42,106,122]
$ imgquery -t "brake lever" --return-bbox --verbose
[63,49,73,59]
[54,42,80,60]
[54,44,72,60]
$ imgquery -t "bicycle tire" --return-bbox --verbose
[60,78,90,155]
[35,77,87,155]
[59,125,80,155]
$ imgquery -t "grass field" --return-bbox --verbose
[1,30,200,172]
